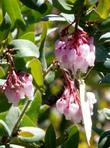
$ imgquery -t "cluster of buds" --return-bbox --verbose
[55,29,95,73]
[56,77,96,123]
[2,70,34,106]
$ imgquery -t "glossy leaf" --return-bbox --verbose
[100,108,110,120]
[52,0,74,14]
[45,124,56,148]
[0,93,10,112]
[98,130,110,148]
[5,106,20,133]
[100,74,110,84]
[9,39,39,58]
[0,120,11,136]
[18,127,45,142]
[39,23,47,70]
[64,126,79,148]
[0,144,25,148]
[26,90,42,123]
[20,0,48,14]
[0,13,11,43]
[2,0,25,28]
[97,0,110,19]
[27,58,43,87]
[20,32,35,43]
[20,115,35,127]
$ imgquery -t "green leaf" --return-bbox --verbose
[52,0,84,14]
[20,32,35,43]
[100,108,110,120]
[0,120,11,136]
[20,0,48,14]
[5,106,20,133]
[18,127,45,142]
[39,23,47,70]
[60,13,75,23]
[100,74,110,84]
[99,17,110,31]
[20,115,35,127]
[0,13,11,43]
[39,14,66,22]
[0,93,10,112]
[45,124,56,148]
[45,71,55,84]
[52,0,74,14]
[99,32,110,43]
[64,125,79,148]
[98,130,110,148]
[0,144,25,148]
[2,0,25,28]
[0,67,5,78]
[26,90,42,123]
[97,0,110,19]
[9,39,39,58]
[27,58,43,87]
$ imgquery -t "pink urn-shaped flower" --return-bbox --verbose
[2,70,34,106]
[55,29,95,73]
[56,78,96,123]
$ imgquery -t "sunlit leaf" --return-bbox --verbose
[20,32,35,43]
[26,90,42,123]
[2,0,25,28]
[18,127,45,142]
[0,13,11,43]
[39,22,47,70]
[5,106,20,133]
[0,120,11,136]
[98,130,110,148]
[9,39,39,58]
[0,145,25,148]
[27,58,43,87]
[97,0,110,19]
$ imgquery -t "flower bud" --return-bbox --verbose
[55,29,95,73]
[56,79,96,123]
[2,70,34,106]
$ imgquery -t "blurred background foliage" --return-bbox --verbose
[0,0,110,147]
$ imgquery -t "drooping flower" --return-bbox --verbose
[55,29,95,73]
[56,78,96,123]
[2,70,34,106]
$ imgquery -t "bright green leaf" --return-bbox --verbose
[0,13,11,43]
[27,58,43,87]
[9,39,39,58]
[26,90,42,123]
[20,32,35,43]
[97,0,110,19]
[39,23,47,70]
[2,0,25,28]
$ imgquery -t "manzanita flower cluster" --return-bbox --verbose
[2,70,34,106]
[55,28,96,143]
[56,78,97,123]
[55,29,95,73]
